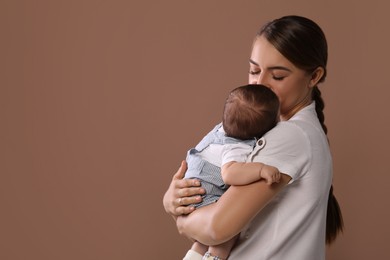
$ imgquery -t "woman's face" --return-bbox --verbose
[249,36,314,120]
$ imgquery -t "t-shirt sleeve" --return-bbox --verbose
[221,143,253,166]
[247,122,311,182]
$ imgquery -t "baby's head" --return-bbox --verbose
[223,84,279,140]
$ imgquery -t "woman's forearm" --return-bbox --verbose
[177,204,222,245]
[176,174,291,245]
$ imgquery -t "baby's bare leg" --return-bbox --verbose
[183,242,208,260]
[191,241,208,255]
[205,235,238,260]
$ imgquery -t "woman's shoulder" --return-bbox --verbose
[250,121,312,179]
[254,121,311,160]
[264,121,309,144]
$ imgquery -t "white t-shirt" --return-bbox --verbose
[229,102,332,260]
[199,127,255,167]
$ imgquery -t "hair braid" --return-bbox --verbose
[312,86,344,243]
[312,86,327,134]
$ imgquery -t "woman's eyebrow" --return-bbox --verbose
[268,66,292,72]
[249,58,259,66]
[249,59,292,72]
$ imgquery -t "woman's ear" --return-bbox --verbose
[309,67,325,88]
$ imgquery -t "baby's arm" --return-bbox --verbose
[221,161,280,186]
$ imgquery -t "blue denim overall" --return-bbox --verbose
[185,123,256,208]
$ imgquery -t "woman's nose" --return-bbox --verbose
[252,74,268,86]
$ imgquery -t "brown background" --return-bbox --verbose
[1,0,389,259]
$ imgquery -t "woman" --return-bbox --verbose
[163,15,343,260]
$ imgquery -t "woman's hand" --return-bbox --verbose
[163,160,205,216]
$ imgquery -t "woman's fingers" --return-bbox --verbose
[172,160,202,189]
[163,161,205,216]
[173,160,188,180]
[176,184,205,197]
[176,194,203,206]
[172,193,202,215]
[175,205,196,215]
[173,186,204,208]
[175,178,201,189]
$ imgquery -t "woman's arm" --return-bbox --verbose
[221,162,280,185]
[176,174,291,245]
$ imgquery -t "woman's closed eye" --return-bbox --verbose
[249,70,260,75]
[272,76,285,81]
[272,74,286,81]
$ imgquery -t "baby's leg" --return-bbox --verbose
[191,241,208,255]
[183,242,208,260]
[204,236,238,260]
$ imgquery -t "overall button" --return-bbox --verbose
[256,137,266,148]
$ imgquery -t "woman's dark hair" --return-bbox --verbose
[223,84,279,140]
[258,15,343,244]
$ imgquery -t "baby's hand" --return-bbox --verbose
[261,165,281,185]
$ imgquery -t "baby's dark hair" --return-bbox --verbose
[222,84,279,140]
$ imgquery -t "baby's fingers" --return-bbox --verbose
[266,177,274,185]
[276,171,281,183]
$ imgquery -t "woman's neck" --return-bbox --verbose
[280,92,313,121]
